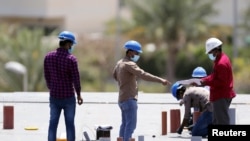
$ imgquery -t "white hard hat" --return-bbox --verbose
[205,37,222,54]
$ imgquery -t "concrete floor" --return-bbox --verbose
[0,92,249,141]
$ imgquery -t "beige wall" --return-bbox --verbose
[0,0,118,34]
[209,0,250,25]
[0,0,249,35]
[0,0,46,17]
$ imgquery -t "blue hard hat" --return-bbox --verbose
[171,82,183,100]
[58,31,77,44]
[124,40,143,53]
[192,67,207,78]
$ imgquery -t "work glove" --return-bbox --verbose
[176,127,183,134]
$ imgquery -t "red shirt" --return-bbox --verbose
[201,52,236,102]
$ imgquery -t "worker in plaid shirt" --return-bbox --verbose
[44,31,83,141]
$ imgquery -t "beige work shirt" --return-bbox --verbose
[113,57,164,102]
[182,87,212,119]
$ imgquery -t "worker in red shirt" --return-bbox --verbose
[198,37,236,125]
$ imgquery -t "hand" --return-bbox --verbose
[179,99,184,106]
[190,82,198,86]
[77,95,83,105]
[191,79,204,87]
[176,127,183,134]
[162,79,171,86]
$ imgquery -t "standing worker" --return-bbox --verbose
[113,40,171,141]
[195,37,236,125]
[44,31,83,141]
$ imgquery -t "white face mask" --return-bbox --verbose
[208,53,216,61]
[131,55,140,62]
[68,45,75,54]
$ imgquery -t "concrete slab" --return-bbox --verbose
[0,92,249,141]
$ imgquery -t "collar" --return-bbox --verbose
[57,47,68,52]
[214,52,222,62]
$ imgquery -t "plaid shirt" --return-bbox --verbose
[44,47,81,99]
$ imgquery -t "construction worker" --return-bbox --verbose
[171,81,212,137]
[113,40,171,141]
[178,66,209,131]
[173,36,237,134]
[44,31,83,141]
[193,37,236,125]
[179,66,209,106]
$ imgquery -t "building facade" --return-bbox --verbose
[0,0,118,35]
[0,0,249,38]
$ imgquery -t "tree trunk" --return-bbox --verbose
[166,41,179,84]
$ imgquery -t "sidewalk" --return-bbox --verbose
[0,92,249,141]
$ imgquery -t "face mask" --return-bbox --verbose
[208,54,216,61]
[208,53,216,61]
[68,45,75,54]
[131,55,140,62]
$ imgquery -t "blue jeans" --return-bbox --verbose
[192,110,212,137]
[48,96,76,141]
[118,99,137,141]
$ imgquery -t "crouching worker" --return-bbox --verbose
[171,82,212,137]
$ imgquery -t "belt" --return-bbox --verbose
[132,98,137,101]
[119,98,137,103]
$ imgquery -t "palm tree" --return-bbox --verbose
[124,0,217,82]
[0,24,55,92]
